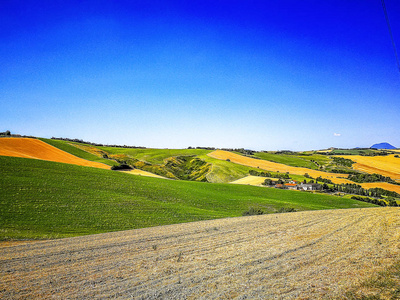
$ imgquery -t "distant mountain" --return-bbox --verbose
[370,142,397,149]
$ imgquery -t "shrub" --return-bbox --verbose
[242,207,264,216]
[277,207,296,213]
[111,164,133,171]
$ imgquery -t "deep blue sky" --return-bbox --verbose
[1,0,399,150]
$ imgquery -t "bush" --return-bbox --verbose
[242,207,264,216]
[277,207,296,213]
[111,164,133,171]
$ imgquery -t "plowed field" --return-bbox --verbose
[208,150,353,184]
[339,155,400,182]
[0,138,109,169]
[1,208,399,299]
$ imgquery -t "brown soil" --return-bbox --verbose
[1,207,399,299]
[0,138,109,169]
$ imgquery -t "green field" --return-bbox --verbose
[253,152,331,170]
[39,138,117,166]
[0,156,376,240]
[98,146,211,164]
[41,140,270,183]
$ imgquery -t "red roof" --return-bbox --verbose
[284,183,297,186]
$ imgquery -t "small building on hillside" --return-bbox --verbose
[299,183,321,191]
[274,184,285,189]
[284,183,298,190]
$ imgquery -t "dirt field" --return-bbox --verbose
[1,207,399,299]
[208,150,353,185]
[339,155,400,182]
[120,169,166,179]
[0,138,109,169]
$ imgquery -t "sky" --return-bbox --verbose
[1,0,399,150]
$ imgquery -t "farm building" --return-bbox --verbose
[284,183,298,190]
[299,183,321,191]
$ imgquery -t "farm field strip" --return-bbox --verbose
[359,182,400,194]
[119,169,167,178]
[232,175,400,194]
[339,155,400,181]
[208,150,353,184]
[1,208,399,299]
[230,175,271,185]
[0,138,109,169]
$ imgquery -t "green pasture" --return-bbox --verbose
[40,138,117,166]
[98,146,211,164]
[253,152,332,170]
[0,156,376,240]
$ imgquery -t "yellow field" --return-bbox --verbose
[230,175,275,185]
[0,138,109,169]
[360,182,400,195]
[340,155,400,181]
[1,208,399,299]
[208,150,353,184]
[120,169,166,179]
[72,143,108,157]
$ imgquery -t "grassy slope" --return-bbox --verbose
[52,142,268,183]
[253,152,331,169]
[41,141,313,183]
[0,156,376,240]
[40,138,117,166]
[98,146,211,164]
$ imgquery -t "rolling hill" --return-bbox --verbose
[0,155,375,240]
[1,136,400,240]
[1,136,400,298]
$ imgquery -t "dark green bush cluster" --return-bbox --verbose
[348,173,397,184]
[249,170,290,179]
[111,164,133,170]
[332,156,355,167]
[351,196,398,206]
[276,207,296,213]
[242,207,264,216]
[315,176,333,184]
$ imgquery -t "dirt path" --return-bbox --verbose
[0,138,109,169]
[1,208,399,299]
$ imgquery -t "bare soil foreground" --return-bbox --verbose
[1,208,400,299]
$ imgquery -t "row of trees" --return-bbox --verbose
[0,130,11,136]
[347,173,398,185]
[331,156,355,167]
[249,170,290,179]
[327,183,400,199]
[51,137,146,149]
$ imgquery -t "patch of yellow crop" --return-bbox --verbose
[72,143,107,157]
[360,182,400,194]
[0,138,109,169]
[230,175,275,185]
[208,150,353,185]
[120,169,166,179]
[339,155,400,181]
